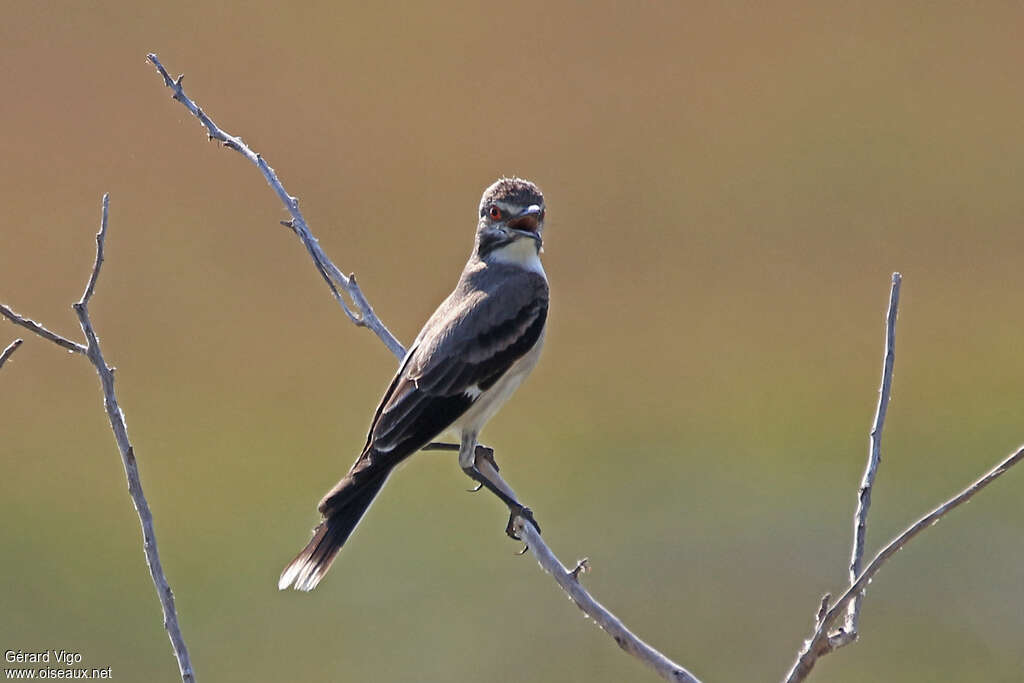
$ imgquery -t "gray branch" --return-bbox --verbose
[0,338,24,370]
[147,52,703,682]
[514,519,702,683]
[0,303,86,354]
[783,443,1024,683]
[781,273,1024,682]
[843,272,901,640]
[146,53,404,361]
[1,195,195,683]
[79,193,110,305]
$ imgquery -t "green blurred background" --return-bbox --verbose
[2,2,1023,681]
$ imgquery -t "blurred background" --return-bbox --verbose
[2,2,1022,681]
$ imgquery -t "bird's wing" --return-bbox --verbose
[355,270,548,469]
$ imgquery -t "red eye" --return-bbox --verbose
[488,205,503,220]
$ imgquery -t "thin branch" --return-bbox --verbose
[146,53,405,361]
[0,303,86,353]
[3,196,195,682]
[147,53,702,681]
[784,444,1024,683]
[0,338,24,370]
[843,272,901,640]
[79,193,110,305]
[72,195,195,682]
[514,518,703,683]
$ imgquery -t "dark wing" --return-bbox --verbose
[353,271,548,472]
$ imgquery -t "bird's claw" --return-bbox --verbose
[506,506,541,541]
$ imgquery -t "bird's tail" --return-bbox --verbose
[278,462,392,591]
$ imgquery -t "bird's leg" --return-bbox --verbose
[458,432,540,540]
[424,441,499,493]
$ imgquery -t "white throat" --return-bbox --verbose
[487,238,546,276]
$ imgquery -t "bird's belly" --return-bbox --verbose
[452,330,545,435]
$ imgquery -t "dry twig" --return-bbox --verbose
[0,195,196,683]
[0,338,24,371]
[146,53,403,360]
[516,520,701,683]
[782,274,1021,682]
[844,272,901,641]
[0,305,85,353]
[784,444,1024,682]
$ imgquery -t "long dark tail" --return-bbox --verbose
[278,463,392,591]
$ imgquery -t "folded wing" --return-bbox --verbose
[357,275,548,469]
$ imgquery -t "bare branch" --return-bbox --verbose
[5,196,196,682]
[79,193,110,305]
[146,53,405,361]
[0,338,24,370]
[465,445,704,681]
[147,53,703,681]
[0,303,86,354]
[70,195,195,682]
[784,443,1024,682]
[514,519,702,683]
[1,196,111,355]
[844,272,901,639]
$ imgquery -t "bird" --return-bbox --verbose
[279,177,549,591]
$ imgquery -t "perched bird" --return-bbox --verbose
[279,177,549,591]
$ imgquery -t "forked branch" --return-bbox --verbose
[784,443,1024,682]
[782,274,1021,682]
[0,195,195,683]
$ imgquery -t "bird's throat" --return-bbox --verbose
[487,238,545,275]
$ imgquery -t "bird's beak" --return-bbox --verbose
[507,205,543,243]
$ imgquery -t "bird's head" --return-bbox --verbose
[476,177,546,259]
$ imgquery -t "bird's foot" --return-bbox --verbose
[506,505,541,542]
[474,444,499,472]
[465,446,497,491]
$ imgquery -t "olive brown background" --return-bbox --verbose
[2,2,1023,681]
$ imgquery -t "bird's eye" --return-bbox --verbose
[488,205,503,220]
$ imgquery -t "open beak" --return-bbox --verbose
[507,205,543,243]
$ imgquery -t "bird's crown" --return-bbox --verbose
[478,177,544,216]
